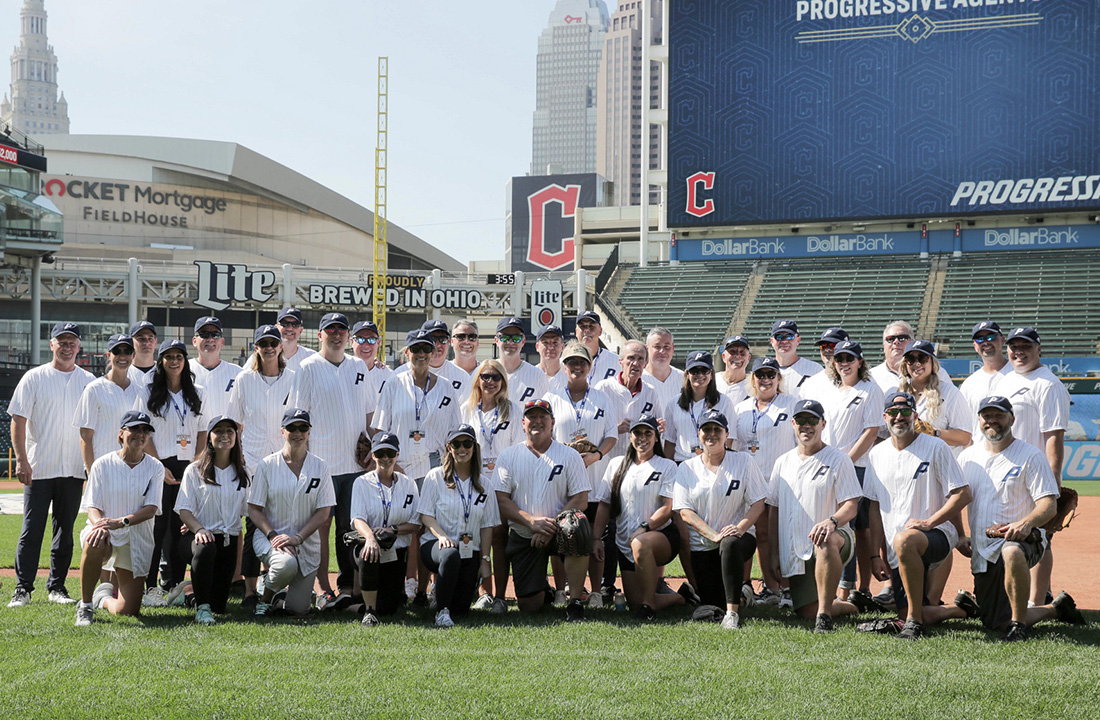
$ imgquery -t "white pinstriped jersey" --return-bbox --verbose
[506,360,549,405]
[716,374,750,408]
[732,394,799,480]
[132,385,207,461]
[176,463,249,536]
[594,455,678,558]
[914,382,972,454]
[83,452,163,576]
[188,359,242,420]
[818,379,884,467]
[643,366,684,409]
[960,438,1058,573]
[863,434,968,569]
[373,371,461,479]
[594,375,662,461]
[283,345,316,373]
[544,384,617,485]
[227,368,296,470]
[870,362,953,397]
[249,451,335,576]
[73,376,143,461]
[779,357,824,400]
[368,364,395,396]
[418,468,500,551]
[960,364,1012,439]
[673,451,767,552]
[351,471,420,550]
[291,353,377,475]
[589,348,620,384]
[797,370,832,406]
[542,365,569,394]
[492,440,590,539]
[9,363,94,479]
[767,444,862,577]
[462,400,525,476]
[994,366,1070,452]
[663,393,737,463]
[400,360,471,404]
[127,365,153,388]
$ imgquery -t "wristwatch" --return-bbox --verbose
[481,555,491,563]
[639,521,651,531]
[122,516,131,527]
[933,428,941,438]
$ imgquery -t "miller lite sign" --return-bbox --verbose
[194,261,276,311]
[507,173,607,273]
[530,279,563,332]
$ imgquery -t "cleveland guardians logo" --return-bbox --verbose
[526,184,580,271]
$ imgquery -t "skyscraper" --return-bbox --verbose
[1,0,70,136]
[530,0,609,176]
[596,0,661,207]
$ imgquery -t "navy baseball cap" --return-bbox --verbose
[792,399,825,419]
[978,396,1013,414]
[254,325,282,343]
[277,307,303,323]
[1006,326,1041,344]
[496,317,525,334]
[723,335,750,350]
[129,320,156,336]
[404,329,435,350]
[833,340,863,359]
[372,432,400,454]
[751,357,781,373]
[447,424,477,444]
[193,316,221,334]
[281,408,312,428]
[107,334,134,352]
[971,320,1001,338]
[903,339,936,358]
[523,399,554,416]
[319,312,349,330]
[352,320,379,335]
[157,339,188,358]
[771,320,798,337]
[206,415,238,434]
[120,410,155,430]
[50,322,81,339]
[576,310,601,325]
[698,409,728,430]
[815,327,849,346]
[630,413,661,434]
[536,324,563,341]
[685,350,714,371]
[884,392,917,411]
[421,319,450,336]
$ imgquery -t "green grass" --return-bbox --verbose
[1064,480,1100,497]
[0,587,1097,719]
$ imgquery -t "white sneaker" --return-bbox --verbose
[48,588,77,604]
[473,593,495,611]
[435,607,454,628]
[553,590,568,607]
[404,577,418,600]
[721,610,740,629]
[75,602,94,627]
[8,587,31,607]
[490,597,507,615]
[143,587,169,607]
[779,588,793,609]
[741,583,755,609]
[92,582,115,610]
[587,591,604,608]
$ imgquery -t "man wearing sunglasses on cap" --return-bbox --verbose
[768,320,822,401]
[495,317,548,404]
[276,308,316,373]
[190,316,242,420]
[350,320,393,396]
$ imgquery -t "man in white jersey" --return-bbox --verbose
[493,399,591,621]
[449,319,480,377]
[957,396,1085,640]
[495,317,548,404]
[766,399,874,632]
[8,322,95,607]
[189,316,242,420]
[277,307,316,372]
[959,321,1010,419]
[643,327,683,408]
[800,327,849,401]
[128,320,158,384]
[291,312,378,608]
[351,320,393,395]
[862,392,975,639]
[536,325,568,392]
[769,320,822,400]
[596,340,661,461]
[715,335,751,405]
[575,311,619,383]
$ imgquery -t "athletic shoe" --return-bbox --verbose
[256,574,266,597]
[857,618,904,634]
[195,604,216,625]
[755,588,781,606]
[143,587,169,608]
[1002,620,1028,642]
[813,613,834,634]
[48,588,77,605]
[332,592,354,611]
[656,579,674,594]
[411,591,430,609]
[1052,591,1087,625]
[435,607,455,628]
[953,590,981,620]
[271,589,288,612]
[849,589,883,614]
[635,603,657,622]
[896,619,924,640]
[316,590,338,611]
[473,593,494,611]
[565,598,586,622]
[587,590,604,608]
[553,589,569,607]
[779,588,793,609]
[741,583,755,609]
[361,611,380,627]
[9,588,31,607]
[721,610,740,629]
[490,597,508,615]
[167,582,192,607]
[601,585,616,606]
[677,581,701,606]
[253,602,271,618]
[873,585,895,607]
[404,577,417,600]
[74,602,94,627]
[241,594,258,611]
[92,582,115,610]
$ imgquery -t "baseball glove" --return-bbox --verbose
[567,437,600,455]
[691,604,724,623]
[343,527,398,550]
[984,525,1042,544]
[912,417,937,437]
[554,508,594,556]
[355,433,375,471]
[1042,487,1079,534]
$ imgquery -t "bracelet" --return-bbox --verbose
[293,533,304,545]
[828,516,839,527]
[197,527,207,534]
[266,529,278,541]
[870,554,880,559]
[595,450,603,459]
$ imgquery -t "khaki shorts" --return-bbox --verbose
[79,525,135,575]
[788,526,854,611]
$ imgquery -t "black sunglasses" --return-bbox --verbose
[479,373,503,382]
[454,333,479,341]
[196,331,222,339]
[373,449,397,459]
[256,340,280,350]
[450,439,475,449]
[110,346,134,356]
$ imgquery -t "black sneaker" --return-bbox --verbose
[873,585,895,607]
[635,603,657,622]
[849,589,884,614]
[896,619,924,640]
[241,594,258,611]
[813,613,834,634]
[1052,591,1087,625]
[565,598,586,622]
[677,581,701,606]
[857,618,904,634]
[953,590,981,619]
[412,591,430,609]
[1002,620,1028,642]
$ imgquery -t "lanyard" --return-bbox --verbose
[376,479,393,526]
[587,349,600,382]
[571,387,590,428]
[169,392,187,426]
[688,398,706,433]
[413,375,432,426]
[456,476,474,528]
[751,398,774,436]
[478,404,500,452]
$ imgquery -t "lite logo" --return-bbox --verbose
[194,261,276,312]
[526,184,579,271]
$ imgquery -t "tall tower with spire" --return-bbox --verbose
[1,0,69,136]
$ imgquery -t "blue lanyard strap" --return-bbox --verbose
[456,476,473,526]
[571,387,590,427]
[377,479,393,526]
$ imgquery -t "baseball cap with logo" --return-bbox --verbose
[447,424,478,444]
[319,312,349,331]
[157,339,188,358]
[884,392,917,411]
[129,320,156,336]
[50,322,81,339]
[815,327,850,346]
[277,307,303,323]
[496,317,525,334]
[771,319,799,337]
[1006,327,1041,344]
[903,339,937,358]
[281,408,312,428]
[536,324,564,341]
[792,399,826,419]
[193,316,222,334]
[978,396,1013,414]
[685,350,714,371]
[206,415,238,434]
[630,413,661,434]
[576,310,601,325]
[833,340,863,359]
[698,409,728,430]
[107,334,134,352]
[352,320,379,336]
[971,320,1001,338]
[421,319,450,337]
[120,410,155,430]
[751,357,781,374]
[254,325,282,343]
[404,329,435,350]
[724,335,750,350]
[372,432,401,454]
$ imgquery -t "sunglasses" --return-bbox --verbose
[793,416,820,426]
[885,408,914,417]
[285,424,310,433]
[479,373,502,382]
[497,333,524,344]
[834,354,859,363]
[754,370,778,379]
[818,342,836,351]
[773,333,795,341]
[373,449,397,459]
[884,334,912,344]
[454,333,479,341]
[353,335,379,345]
[687,367,712,376]
[450,439,475,449]
[196,331,222,339]
[431,335,449,345]
[974,334,998,344]
[256,340,280,349]
[903,354,928,364]
[409,345,433,354]
[110,346,134,356]
[322,326,348,334]
[278,320,302,328]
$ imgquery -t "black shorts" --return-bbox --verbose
[851,466,871,531]
[505,530,556,599]
[616,521,681,573]
[890,528,951,617]
[973,532,1047,630]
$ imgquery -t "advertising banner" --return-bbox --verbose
[508,174,600,273]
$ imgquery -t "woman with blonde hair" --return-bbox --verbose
[898,340,972,449]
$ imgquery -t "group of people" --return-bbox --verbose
[5,308,1089,639]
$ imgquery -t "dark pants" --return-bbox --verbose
[241,517,261,578]
[420,540,481,617]
[14,476,83,593]
[358,547,408,615]
[149,457,189,590]
[841,466,869,587]
[181,532,239,613]
[333,472,359,591]
[593,501,617,591]
[691,534,758,608]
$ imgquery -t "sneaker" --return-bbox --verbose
[256,574,266,597]
[435,607,455,628]
[8,588,31,607]
[167,582,192,607]
[814,613,834,634]
[361,611,380,627]
[849,589,883,614]
[954,589,981,620]
[404,577,418,600]
[75,602,94,627]
[241,594,258,611]
[1002,620,1028,642]
[92,582,115,610]
[195,604,216,625]
[332,592,354,611]
[48,588,77,605]
[857,618,904,634]
[411,591,430,609]
[565,598,586,622]
[677,581,701,606]
[656,579,674,594]
[1052,591,1087,625]
[254,601,272,618]
[143,587,169,608]
[601,585,616,606]
[553,589,569,607]
[755,587,781,606]
[873,585,896,607]
[721,610,740,629]
[316,590,338,611]
[587,590,604,608]
[490,597,508,615]
[896,618,924,640]
[473,593,495,611]
[741,583,755,609]
[635,603,657,622]
[779,588,793,609]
